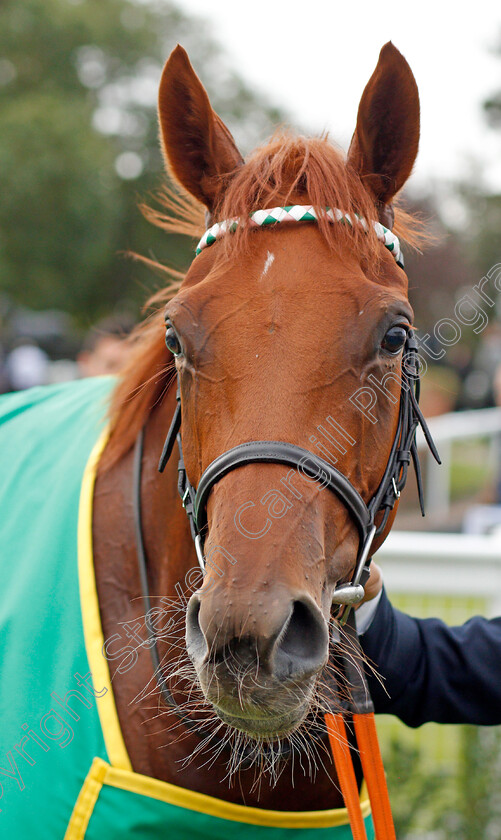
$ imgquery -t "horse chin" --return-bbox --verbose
[193,657,317,740]
[212,703,310,740]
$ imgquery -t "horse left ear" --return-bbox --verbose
[347,42,420,227]
[158,45,244,212]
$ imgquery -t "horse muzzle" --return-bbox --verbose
[185,593,329,738]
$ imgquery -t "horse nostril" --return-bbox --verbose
[273,599,328,681]
[186,592,327,685]
[185,595,207,662]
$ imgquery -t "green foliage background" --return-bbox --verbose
[0,0,285,326]
[2,0,500,345]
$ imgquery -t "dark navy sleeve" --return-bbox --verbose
[360,588,501,727]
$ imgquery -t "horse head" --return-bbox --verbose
[157,43,420,740]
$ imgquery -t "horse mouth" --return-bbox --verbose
[197,662,316,739]
[212,702,309,739]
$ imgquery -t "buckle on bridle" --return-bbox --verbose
[194,534,205,572]
[333,523,377,625]
[392,477,401,499]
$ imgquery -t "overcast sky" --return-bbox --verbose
[178,0,501,200]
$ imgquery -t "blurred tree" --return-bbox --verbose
[383,737,452,838]
[403,26,501,362]
[0,0,286,325]
[383,728,501,839]
[401,195,477,340]
[460,31,501,294]
[484,28,501,132]
[457,185,501,286]
[441,726,501,840]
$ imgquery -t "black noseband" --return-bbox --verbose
[194,440,372,538]
[131,332,440,756]
[157,333,440,624]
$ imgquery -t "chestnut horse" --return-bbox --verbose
[0,41,429,840]
[97,39,423,811]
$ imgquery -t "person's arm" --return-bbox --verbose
[359,585,501,727]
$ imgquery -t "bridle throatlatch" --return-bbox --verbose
[132,206,440,837]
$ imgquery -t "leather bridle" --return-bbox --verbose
[157,331,440,623]
[131,331,439,762]
[131,212,440,768]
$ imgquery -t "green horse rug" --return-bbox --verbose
[0,377,373,839]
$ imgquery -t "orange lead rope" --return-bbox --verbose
[353,713,396,840]
[325,712,368,840]
[325,710,396,840]
[325,611,396,839]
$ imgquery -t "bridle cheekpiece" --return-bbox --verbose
[131,203,440,753]
[156,206,439,624]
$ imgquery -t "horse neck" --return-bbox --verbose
[94,384,346,810]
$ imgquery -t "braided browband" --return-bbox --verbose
[195,204,404,268]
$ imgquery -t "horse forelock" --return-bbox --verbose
[101,131,427,473]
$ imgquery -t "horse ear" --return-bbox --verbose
[347,42,419,225]
[158,45,244,211]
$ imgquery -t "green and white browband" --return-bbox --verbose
[195,205,404,268]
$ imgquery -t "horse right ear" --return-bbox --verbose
[347,42,420,227]
[158,45,244,212]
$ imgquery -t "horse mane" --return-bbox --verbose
[100,132,427,472]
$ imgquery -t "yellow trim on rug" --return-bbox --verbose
[76,430,372,832]
[64,758,107,840]
[93,757,370,829]
[77,428,132,772]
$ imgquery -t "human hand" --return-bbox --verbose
[353,563,383,633]
[358,562,383,605]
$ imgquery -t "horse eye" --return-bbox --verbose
[165,326,182,356]
[381,325,408,355]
